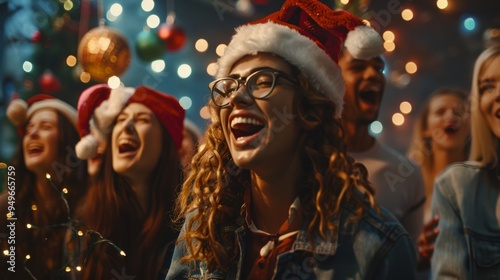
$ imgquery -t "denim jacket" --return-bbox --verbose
[166,202,417,280]
[431,162,500,280]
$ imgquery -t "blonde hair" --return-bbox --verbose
[174,61,376,272]
[407,88,469,189]
[469,45,500,166]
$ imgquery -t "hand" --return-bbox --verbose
[417,215,439,270]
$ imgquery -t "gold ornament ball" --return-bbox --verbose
[78,26,131,82]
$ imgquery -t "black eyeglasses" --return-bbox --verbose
[209,68,297,108]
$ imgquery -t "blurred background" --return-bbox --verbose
[0,0,499,163]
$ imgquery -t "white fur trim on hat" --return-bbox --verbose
[216,21,345,117]
[93,86,134,135]
[75,134,99,159]
[344,25,384,60]
[26,99,78,128]
[6,99,28,127]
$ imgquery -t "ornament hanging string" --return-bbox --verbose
[167,0,176,25]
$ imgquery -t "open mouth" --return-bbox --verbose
[359,86,381,105]
[444,124,459,135]
[27,144,44,155]
[118,139,139,154]
[495,109,500,119]
[231,116,264,140]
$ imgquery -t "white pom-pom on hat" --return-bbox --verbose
[93,87,134,135]
[344,25,384,60]
[6,99,28,127]
[75,134,99,159]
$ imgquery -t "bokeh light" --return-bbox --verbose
[216,44,227,57]
[179,96,193,110]
[141,0,154,12]
[195,39,209,52]
[178,64,192,78]
[147,15,161,29]
[384,41,396,52]
[400,101,412,114]
[405,62,418,74]
[370,121,383,134]
[392,113,405,126]
[107,76,121,88]
[22,61,33,73]
[206,62,218,76]
[383,30,395,42]
[436,0,448,10]
[401,9,413,21]
[151,60,165,72]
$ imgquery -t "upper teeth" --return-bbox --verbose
[231,117,263,128]
[119,139,138,148]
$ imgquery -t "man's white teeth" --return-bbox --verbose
[231,117,263,128]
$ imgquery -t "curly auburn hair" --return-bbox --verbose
[174,59,377,272]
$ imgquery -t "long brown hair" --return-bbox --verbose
[75,125,183,279]
[174,66,376,272]
[0,111,87,279]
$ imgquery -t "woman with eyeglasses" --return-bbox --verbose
[431,45,500,279]
[166,1,417,279]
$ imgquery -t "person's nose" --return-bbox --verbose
[227,84,254,108]
[25,125,39,139]
[122,118,135,134]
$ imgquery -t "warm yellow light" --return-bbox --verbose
[62,188,68,194]
[3,250,8,255]
[200,106,211,120]
[31,205,37,211]
[392,113,405,126]
[340,0,349,4]
[383,31,395,42]
[401,9,414,21]
[206,62,218,76]
[405,61,418,74]
[437,0,448,10]
[195,39,209,52]
[27,224,32,229]
[45,173,51,179]
[76,266,82,271]
[26,254,31,260]
[65,266,71,272]
[216,44,227,57]
[80,72,91,83]
[78,230,84,236]
[120,251,126,256]
[384,41,396,52]
[400,101,412,114]
[66,55,77,67]
[6,213,12,218]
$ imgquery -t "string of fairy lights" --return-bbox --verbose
[3,173,125,278]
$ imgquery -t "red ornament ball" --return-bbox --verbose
[158,24,187,52]
[39,71,61,94]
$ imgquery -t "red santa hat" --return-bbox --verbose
[91,85,186,151]
[215,0,383,117]
[74,84,112,159]
[6,94,77,135]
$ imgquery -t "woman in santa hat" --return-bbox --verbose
[68,85,185,280]
[0,94,87,279]
[167,0,417,279]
